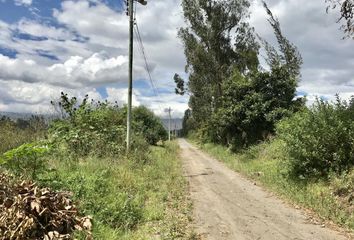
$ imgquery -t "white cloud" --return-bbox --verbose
[53,0,186,82]
[16,19,73,40]
[53,1,128,49]
[0,79,102,113]
[0,0,189,116]
[106,87,141,107]
[0,52,147,88]
[14,0,32,6]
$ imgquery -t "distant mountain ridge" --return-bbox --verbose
[0,111,35,120]
[1,112,183,130]
[161,118,182,130]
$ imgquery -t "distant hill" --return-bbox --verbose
[161,118,182,130]
[0,112,57,122]
[0,112,34,120]
[1,112,183,130]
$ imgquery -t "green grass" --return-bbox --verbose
[189,137,354,232]
[37,141,195,239]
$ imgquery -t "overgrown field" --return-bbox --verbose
[0,93,195,239]
[0,116,46,154]
[38,141,194,239]
[189,138,354,231]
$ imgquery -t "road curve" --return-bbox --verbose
[179,139,350,240]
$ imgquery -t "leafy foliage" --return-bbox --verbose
[50,93,167,159]
[277,97,354,178]
[178,0,259,125]
[181,109,197,137]
[178,1,303,149]
[207,67,304,149]
[1,142,50,179]
[50,93,127,157]
[132,106,168,145]
[174,73,186,95]
[261,1,303,79]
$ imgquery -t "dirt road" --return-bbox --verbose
[179,139,350,240]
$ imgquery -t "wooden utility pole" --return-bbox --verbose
[126,0,147,152]
[167,107,172,141]
[126,0,134,152]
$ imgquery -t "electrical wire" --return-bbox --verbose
[124,1,170,116]
[134,22,160,97]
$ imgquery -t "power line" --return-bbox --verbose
[134,21,160,97]
[125,3,169,119]
[133,19,169,117]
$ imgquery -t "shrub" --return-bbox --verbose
[277,97,354,179]
[50,93,127,157]
[204,67,305,150]
[0,142,50,179]
[132,106,168,145]
[49,93,166,158]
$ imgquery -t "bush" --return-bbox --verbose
[0,142,50,179]
[277,97,354,179]
[50,94,127,157]
[203,67,304,150]
[50,93,167,158]
[132,106,168,145]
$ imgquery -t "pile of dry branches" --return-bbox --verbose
[0,173,92,240]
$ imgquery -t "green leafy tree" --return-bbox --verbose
[179,1,304,148]
[177,0,259,125]
[181,109,197,136]
[261,2,303,79]
[132,106,168,145]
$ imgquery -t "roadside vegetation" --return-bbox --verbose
[0,115,46,154]
[188,97,354,231]
[0,92,194,239]
[176,0,353,233]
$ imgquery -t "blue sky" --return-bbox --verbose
[0,0,188,117]
[0,0,353,117]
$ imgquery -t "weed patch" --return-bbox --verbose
[36,142,194,239]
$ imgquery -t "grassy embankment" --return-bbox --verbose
[0,119,196,239]
[40,141,195,239]
[189,137,353,232]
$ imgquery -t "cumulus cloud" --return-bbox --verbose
[53,0,186,77]
[0,0,190,116]
[106,87,141,107]
[0,79,102,113]
[16,19,73,40]
[0,52,147,88]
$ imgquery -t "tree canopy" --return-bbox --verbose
[176,0,304,148]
